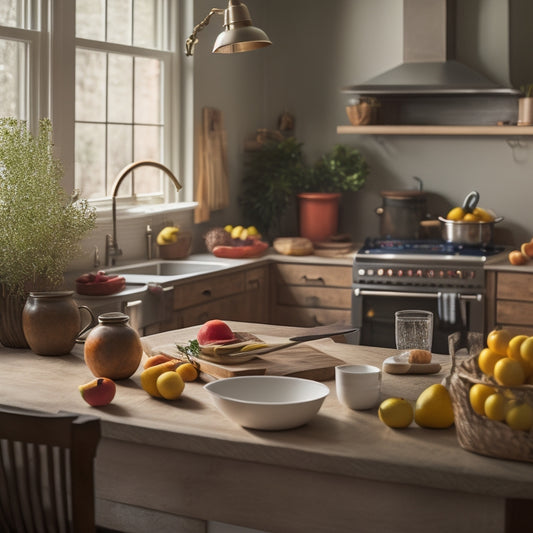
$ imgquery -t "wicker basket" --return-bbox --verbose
[449,355,533,463]
[157,231,192,260]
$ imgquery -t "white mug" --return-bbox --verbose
[335,364,381,410]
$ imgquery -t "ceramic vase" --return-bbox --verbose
[297,192,341,242]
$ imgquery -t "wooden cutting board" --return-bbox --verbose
[142,334,345,381]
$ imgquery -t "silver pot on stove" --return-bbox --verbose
[375,177,429,239]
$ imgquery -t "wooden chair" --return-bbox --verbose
[0,404,101,533]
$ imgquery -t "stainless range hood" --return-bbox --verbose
[343,0,520,96]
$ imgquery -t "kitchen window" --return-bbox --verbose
[0,0,188,207]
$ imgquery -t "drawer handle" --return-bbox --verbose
[302,275,325,285]
[202,289,212,298]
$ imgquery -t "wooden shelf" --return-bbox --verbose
[337,125,533,136]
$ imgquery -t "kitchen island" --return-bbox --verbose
[0,322,531,533]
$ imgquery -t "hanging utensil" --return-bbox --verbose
[461,191,480,214]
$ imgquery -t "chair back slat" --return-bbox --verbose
[0,405,100,533]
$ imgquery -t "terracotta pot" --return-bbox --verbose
[0,290,29,349]
[84,312,143,380]
[298,192,341,242]
[22,291,96,356]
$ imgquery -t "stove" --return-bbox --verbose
[351,238,507,353]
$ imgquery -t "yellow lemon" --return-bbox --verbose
[463,213,480,222]
[446,207,465,221]
[505,402,533,431]
[472,207,494,222]
[486,329,513,357]
[493,357,526,387]
[156,371,185,400]
[478,347,505,377]
[224,224,233,233]
[414,384,454,429]
[176,362,199,382]
[140,360,179,397]
[378,398,414,428]
[468,383,496,416]
[507,335,528,361]
[484,393,507,421]
[519,336,533,374]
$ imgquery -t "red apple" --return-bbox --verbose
[197,319,236,345]
[79,377,116,406]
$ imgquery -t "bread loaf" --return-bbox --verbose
[408,349,432,364]
[273,237,314,256]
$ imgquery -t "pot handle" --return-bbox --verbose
[75,305,97,343]
[462,191,480,213]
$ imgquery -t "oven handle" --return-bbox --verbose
[353,288,483,302]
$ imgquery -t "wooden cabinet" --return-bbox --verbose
[152,264,270,333]
[270,262,352,327]
[487,271,533,336]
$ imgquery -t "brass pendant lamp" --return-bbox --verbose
[185,0,271,56]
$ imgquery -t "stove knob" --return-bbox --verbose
[387,268,394,277]
[367,269,374,276]
[447,270,455,278]
[456,270,463,279]
[416,269,423,277]
[427,269,435,278]
[439,270,445,278]
[397,269,404,277]
[358,268,366,277]
[377,268,384,276]
[407,269,413,277]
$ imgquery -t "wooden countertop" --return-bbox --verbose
[0,321,531,503]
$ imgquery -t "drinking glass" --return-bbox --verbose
[395,310,433,352]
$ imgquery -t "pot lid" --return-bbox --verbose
[380,190,427,199]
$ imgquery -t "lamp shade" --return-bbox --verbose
[213,0,271,54]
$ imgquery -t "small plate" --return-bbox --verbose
[383,353,441,375]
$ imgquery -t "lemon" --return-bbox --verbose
[156,226,179,245]
[176,362,199,382]
[414,384,454,429]
[484,392,507,421]
[519,336,533,373]
[224,224,233,233]
[505,402,533,431]
[472,207,494,222]
[478,348,505,377]
[486,329,513,356]
[507,335,528,361]
[469,383,496,416]
[378,398,414,428]
[493,357,526,387]
[247,226,259,236]
[230,225,244,239]
[156,371,185,400]
[446,207,465,221]
[463,213,480,222]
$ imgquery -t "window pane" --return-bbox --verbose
[107,124,132,196]
[76,49,106,122]
[134,57,161,124]
[0,0,26,29]
[0,39,26,118]
[134,0,159,49]
[107,0,132,46]
[76,0,105,41]
[108,54,133,123]
[134,125,162,194]
[75,123,106,199]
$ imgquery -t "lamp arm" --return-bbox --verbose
[185,8,225,56]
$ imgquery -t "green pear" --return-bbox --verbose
[414,384,454,429]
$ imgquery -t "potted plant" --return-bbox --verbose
[296,144,369,241]
[239,137,307,242]
[518,84,533,126]
[0,118,96,348]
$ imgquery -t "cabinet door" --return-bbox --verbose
[273,263,352,287]
[244,266,269,324]
[496,272,533,301]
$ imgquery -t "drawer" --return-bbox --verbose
[173,271,245,309]
[497,272,533,302]
[178,293,249,328]
[273,263,352,287]
[496,300,533,328]
[272,304,350,327]
[276,286,351,310]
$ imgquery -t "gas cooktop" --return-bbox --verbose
[358,238,505,257]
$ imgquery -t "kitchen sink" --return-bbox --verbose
[108,259,230,278]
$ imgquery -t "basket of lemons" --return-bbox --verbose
[156,226,192,259]
[449,329,533,463]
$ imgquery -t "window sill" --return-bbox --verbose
[95,202,198,223]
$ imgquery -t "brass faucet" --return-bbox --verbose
[105,160,183,266]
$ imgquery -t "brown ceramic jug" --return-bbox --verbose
[22,291,96,356]
[83,312,143,380]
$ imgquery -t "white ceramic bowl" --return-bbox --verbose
[204,376,329,431]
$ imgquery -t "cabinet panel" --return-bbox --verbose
[272,305,350,328]
[497,272,533,302]
[497,301,533,328]
[179,293,249,328]
[276,286,351,309]
[245,266,269,324]
[273,263,352,287]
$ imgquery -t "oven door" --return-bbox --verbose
[352,286,484,354]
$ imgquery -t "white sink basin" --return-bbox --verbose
[108,259,230,279]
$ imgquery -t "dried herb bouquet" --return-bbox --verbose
[0,117,96,347]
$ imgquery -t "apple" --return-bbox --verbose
[79,377,116,406]
[197,319,236,345]
[520,239,533,258]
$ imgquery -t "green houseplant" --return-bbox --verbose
[239,137,307,241]
[0,118,96,347]
[296,144,369,241]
